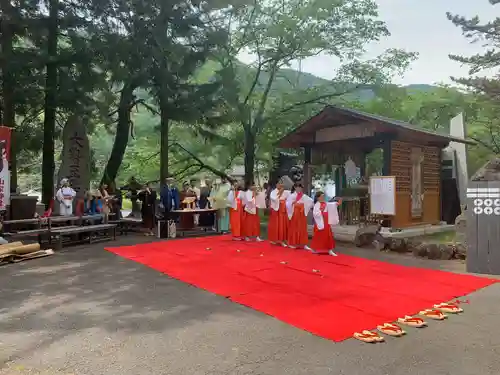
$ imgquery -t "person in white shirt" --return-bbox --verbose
[286,183,314,249]
[56,178,76,216]
[241,181,265,242]
[268,178,290,246]
[227,181,244,240]
[311,191,341,256]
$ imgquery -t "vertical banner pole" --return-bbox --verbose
[0,126,13,212]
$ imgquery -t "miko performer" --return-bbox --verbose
[268,178,290,246]
[310,191,341,256]
[56,178,76,216]
[241,181,265,242]
[286,183,313,249]
[227,181,244,240]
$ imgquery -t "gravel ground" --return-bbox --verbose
[0,236,499,375]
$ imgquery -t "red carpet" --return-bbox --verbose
[106,235,497,342]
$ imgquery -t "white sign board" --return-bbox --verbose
[369,176,396,216]
[467,187,500,215]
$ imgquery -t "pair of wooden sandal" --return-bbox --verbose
[354,323,406,343]
[353,330,385,343]
[398,316,427,328]
[354,302,463,343]
[419,302,463,320]
[433,302,463,313]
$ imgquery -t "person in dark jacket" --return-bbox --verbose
[138,183,157,235]
[199,179,215,227]
[160,177,180,219]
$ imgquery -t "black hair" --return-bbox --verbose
[291,182,303,193]
[314,190,324,203]
[244,181,255,191]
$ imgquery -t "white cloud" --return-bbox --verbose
[240,0,499,85]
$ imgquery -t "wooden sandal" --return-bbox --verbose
[397,316,427,328]
[434,303,463,313]
[419,309,447,320]
[377,323,405,337]
[353,330,384,343]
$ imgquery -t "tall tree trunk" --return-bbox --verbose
[159,92,169,182]
[0,0,17,192]
[243,125,256,186]
[101,81,137,186]
[41,0,59,206]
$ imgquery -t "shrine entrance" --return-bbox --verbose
[276,105,474,228]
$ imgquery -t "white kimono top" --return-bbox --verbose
[269,189,290,211]
[285,192,313,220]
[227,190,243,210]
[56,186,76,202]
[313,201,340,230]
[242,190,266,215]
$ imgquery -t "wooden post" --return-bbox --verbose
[382,138,392,176]
[303,145,312,195]
[360,152,367,179]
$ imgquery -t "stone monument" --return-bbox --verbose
[57,115,90,200]
[449,113,469,206]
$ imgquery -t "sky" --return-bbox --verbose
[244,0,499,85]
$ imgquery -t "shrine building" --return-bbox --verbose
[276,105,474,228]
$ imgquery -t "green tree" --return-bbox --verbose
[211,0,416,184]
[91,0,235,184]
[447,1,500,156]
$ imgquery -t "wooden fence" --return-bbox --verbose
[466,181,500,275]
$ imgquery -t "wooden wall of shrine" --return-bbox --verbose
[389,140,441,227]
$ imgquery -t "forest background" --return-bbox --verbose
[1,0,500,206]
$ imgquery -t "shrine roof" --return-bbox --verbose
[276,105,476,148]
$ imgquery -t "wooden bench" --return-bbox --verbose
[4,228,48,238]
[4,225,80,244]
[50,224,117,250]
[112,218,142,235]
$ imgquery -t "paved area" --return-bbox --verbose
[0,236,499,375]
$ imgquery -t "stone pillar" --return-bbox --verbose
[449,113,469,207]
[57,115,90,200]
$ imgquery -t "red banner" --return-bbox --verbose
[0,126,12,210]
[0,126,12,161]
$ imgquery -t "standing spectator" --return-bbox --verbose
[199,179,214,227]
[138,183,157,236]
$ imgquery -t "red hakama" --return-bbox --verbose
[243,210,260,237]
[229,198,243,238]
[268,200,288,243]
[287,203,308,247]
[310,202,335,253]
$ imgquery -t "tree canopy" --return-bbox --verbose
[1,0,500,199]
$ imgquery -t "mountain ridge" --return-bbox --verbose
[196,60,437,99]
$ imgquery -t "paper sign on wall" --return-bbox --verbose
[369,176,396,216]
